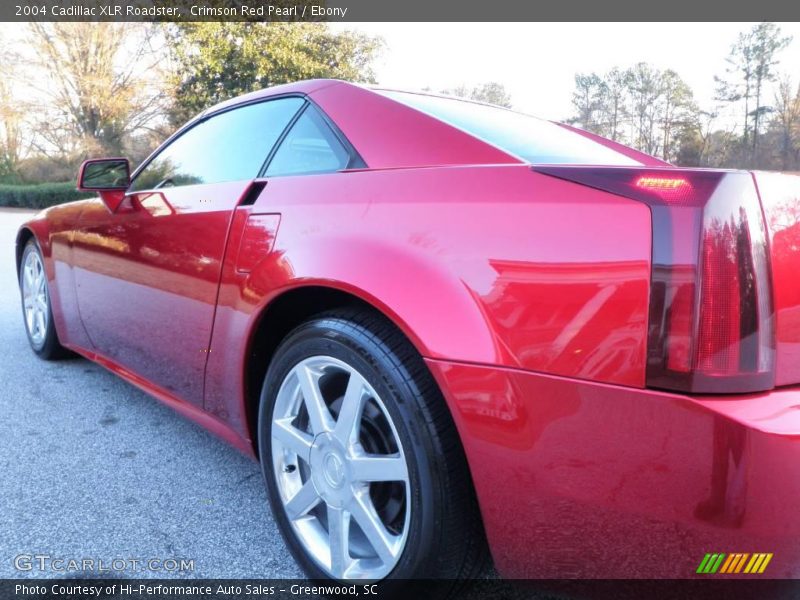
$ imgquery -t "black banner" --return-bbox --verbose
[4,579,800,600]
[4,0,800,22]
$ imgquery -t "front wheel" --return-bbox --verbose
[19,239,69,360]
[258,310,487,595]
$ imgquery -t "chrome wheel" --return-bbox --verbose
[21,249,49,347]
[271,356,410,580]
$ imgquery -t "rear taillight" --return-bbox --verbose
[534,166,775,394]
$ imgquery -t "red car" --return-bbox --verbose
[16,80,800,586]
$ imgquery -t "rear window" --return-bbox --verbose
[379,90,641,166]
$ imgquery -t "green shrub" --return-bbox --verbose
[0,182,94,210]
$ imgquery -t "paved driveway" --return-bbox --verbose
[0,208,302,579]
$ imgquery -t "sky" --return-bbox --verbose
[332,22,800,125]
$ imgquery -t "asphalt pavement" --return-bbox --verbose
[0,208,303,579]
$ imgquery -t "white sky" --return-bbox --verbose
[333,22,800,124]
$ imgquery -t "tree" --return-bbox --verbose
[467,82,513,108]
[627,63,663,156]
[437,82,513,108]
[675,109,741,168]
[570,68,630,142]
[21,23,166,158]
[750,23,791,160]
[0,79,25,182]
[0,33,25,181]
[715,22,791,165]
[715,30,755,150]
[568,64,699,163]
[772,77,800,170]
[167,23,383,124]
[601,67,629,142]
[570,73,606,134]
[659,69,697,162]
[438,84,469,99]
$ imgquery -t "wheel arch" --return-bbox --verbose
[242,283,433,457]
[15,226,36,278]
[15,215,55,277]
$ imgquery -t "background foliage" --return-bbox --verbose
[567,23,799,169]
[0,22,797,210]
[167,23,384,124]
[0,183,93,209]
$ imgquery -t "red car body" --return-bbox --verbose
[15,80,800,579]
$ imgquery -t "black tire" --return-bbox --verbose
[258,308,488,598]
[19,239,71,360]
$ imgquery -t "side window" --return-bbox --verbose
[265,105,351,177]
[130,97,304,192]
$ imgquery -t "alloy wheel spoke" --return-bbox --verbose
[285,481,321,520]
[24,265,34,290]
[349,492,400,565]
[36,310,46,336]
[327,505,351,578]
[273,418,313,460]
[333,373,367,445]
[351,453,408,483]
[297,365,334,435]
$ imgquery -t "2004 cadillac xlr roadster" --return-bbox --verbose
[17,79,800,589]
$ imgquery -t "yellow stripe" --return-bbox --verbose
[753,554,768,573]
[735,553,749,573]
[758,553,774,574]
[720,554,736,574]
[744,554,761,574]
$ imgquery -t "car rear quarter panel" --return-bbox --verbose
[204,164,652,441]
[753,171,800,387]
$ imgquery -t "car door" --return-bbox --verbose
[72,96,305,407]
[203,102,361,426]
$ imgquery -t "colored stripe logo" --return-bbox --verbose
[697,552,773,574]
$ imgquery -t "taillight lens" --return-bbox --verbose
[534,166,775,394]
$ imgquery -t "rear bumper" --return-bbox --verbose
[426,358,800,578]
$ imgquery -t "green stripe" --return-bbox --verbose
[704,554,719,573]
[709,553,726,573]
[697,554,712,573]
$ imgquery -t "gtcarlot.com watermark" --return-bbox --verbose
[14,554,195,574]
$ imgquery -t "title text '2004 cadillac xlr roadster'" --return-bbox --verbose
[16,80,800,591]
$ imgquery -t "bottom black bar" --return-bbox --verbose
[4,579,800,600]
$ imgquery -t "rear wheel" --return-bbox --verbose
[258,309,487,596]
[19,239,69,360]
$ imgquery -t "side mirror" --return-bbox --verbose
[77,158,131,212]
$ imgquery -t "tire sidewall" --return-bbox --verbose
[258,316,442,584]
[19,240,56,355]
